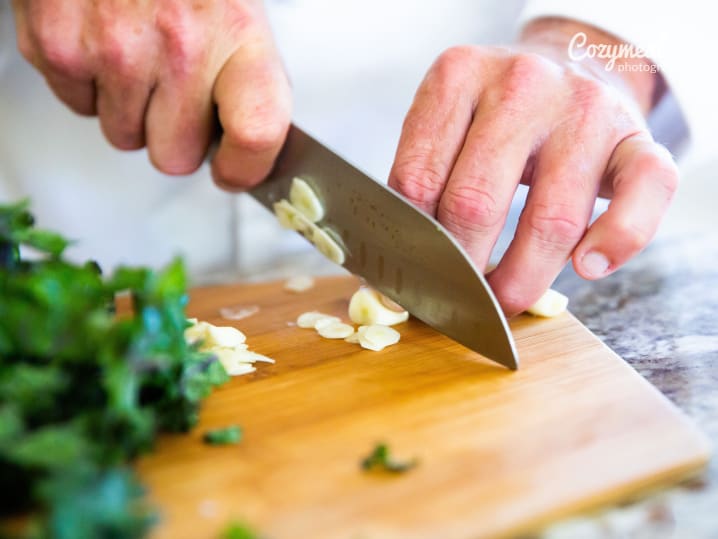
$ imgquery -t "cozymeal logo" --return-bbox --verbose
[568,32,660,74]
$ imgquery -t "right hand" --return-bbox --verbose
[11,0,292,189]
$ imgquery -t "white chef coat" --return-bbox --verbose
[0,1,713,283]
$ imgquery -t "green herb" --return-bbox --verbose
[203,425,243,445]
[220,521,261,539]
[360,442,418,474]
[0,199,229,538]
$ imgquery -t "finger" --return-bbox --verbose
[210,42,292,189]
[488,123,621,316]
[436,77,551,268]
[573,133,678,279]
[13,1,97,115]
[144,55,215,174]
[388,46,482,215]
[94,39,155,149]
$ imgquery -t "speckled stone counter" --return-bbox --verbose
[541,158,718,539]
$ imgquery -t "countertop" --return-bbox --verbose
[541,155,718,539]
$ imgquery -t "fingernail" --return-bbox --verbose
[582,251,610,278]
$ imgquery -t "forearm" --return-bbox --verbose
[520,17,664,116]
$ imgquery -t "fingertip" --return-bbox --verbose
[572,249,613,280]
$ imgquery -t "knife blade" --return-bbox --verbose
[250,125,518,370]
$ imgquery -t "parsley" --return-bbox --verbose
[203,425,243,445]
[360,442,418,474]
[221,521,261,539]
[0,199,229,538]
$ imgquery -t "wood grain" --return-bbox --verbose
[136,276,710,539]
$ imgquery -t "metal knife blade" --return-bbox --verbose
[250,125,518,370]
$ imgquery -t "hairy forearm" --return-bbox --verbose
[520,17,664,116]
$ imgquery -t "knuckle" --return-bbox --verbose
[570,76,611,115]
[612,219,651,252]
[495,52,553,107]
[525,202,585,250]
[223,113,288,154]
[430,45,481,89]
[36,33,84,76]
[440,183,503,231]
[390,157,445,207]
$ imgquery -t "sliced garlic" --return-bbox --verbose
[348,287,408,326]
[317,322,355,339]
[184,320,209,345]
[312,226,346,265]
[273,199,298,230]
[289,177,325,222]
[223,363,257,376]
[313,315,342,330]
[219,304,260,321]
[205,324,247,348]
[284,275,315,293]
[358,324,401,352]
[526,288,569,317]
[297,311,335,329]
[234,349,275,363]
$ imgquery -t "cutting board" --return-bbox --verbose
[137,276,710,539]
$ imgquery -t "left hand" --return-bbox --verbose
[388,18,679,316]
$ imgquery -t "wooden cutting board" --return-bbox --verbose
[137,276,710,539]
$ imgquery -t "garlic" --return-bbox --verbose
[317,322,355,339]
[526,288,569,317]
[272,199,298,230]
[357,324,401,351]
[205,324,246,348]
[284,275,315,293]
[348,287,408,326]
[297,311,337,329]
[289,177,325,222]
[184,319,273,377]
[311,226,346,265]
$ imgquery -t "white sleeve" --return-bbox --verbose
[518,0,717,160]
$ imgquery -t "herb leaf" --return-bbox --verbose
[360,442,418,474]
[203,425,243,446]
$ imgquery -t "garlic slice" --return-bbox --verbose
[317,322,355,339]
[297,311,336,329]
[526,288,569,317]
[312,226,346,265]
[348,287,409,326]
[313,316,342,330]
[358,324,401,351]
[273,199,298,230]
[184,320,210,345]
[290,177,325,222]
[205,324,247,348]
[284,275,315,293]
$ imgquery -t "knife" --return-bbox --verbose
[250,125,519,370]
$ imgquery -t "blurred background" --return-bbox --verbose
[0,0,715,282]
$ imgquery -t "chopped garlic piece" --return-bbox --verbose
[284,275,315,293]
[223,363,257,376]
[358,325,400,351]
[313,315,342,330]
[348,287,408,326]
[290,177,325,222]
[219,304,259,321]
[205,324,246,348]
[526,289,569,317]
[234,350,275,363]
[344,332,361,344]
[184,320,210,345]
[273,199,298,230]
[312,226,346,265]
[297,311,335,328]
[317,322,355,339]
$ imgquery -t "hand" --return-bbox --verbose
[11,0,291,188]
[388,18,678,316]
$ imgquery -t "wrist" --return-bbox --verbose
[519,17,664,116]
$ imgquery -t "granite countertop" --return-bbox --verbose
[541,157,718,539]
